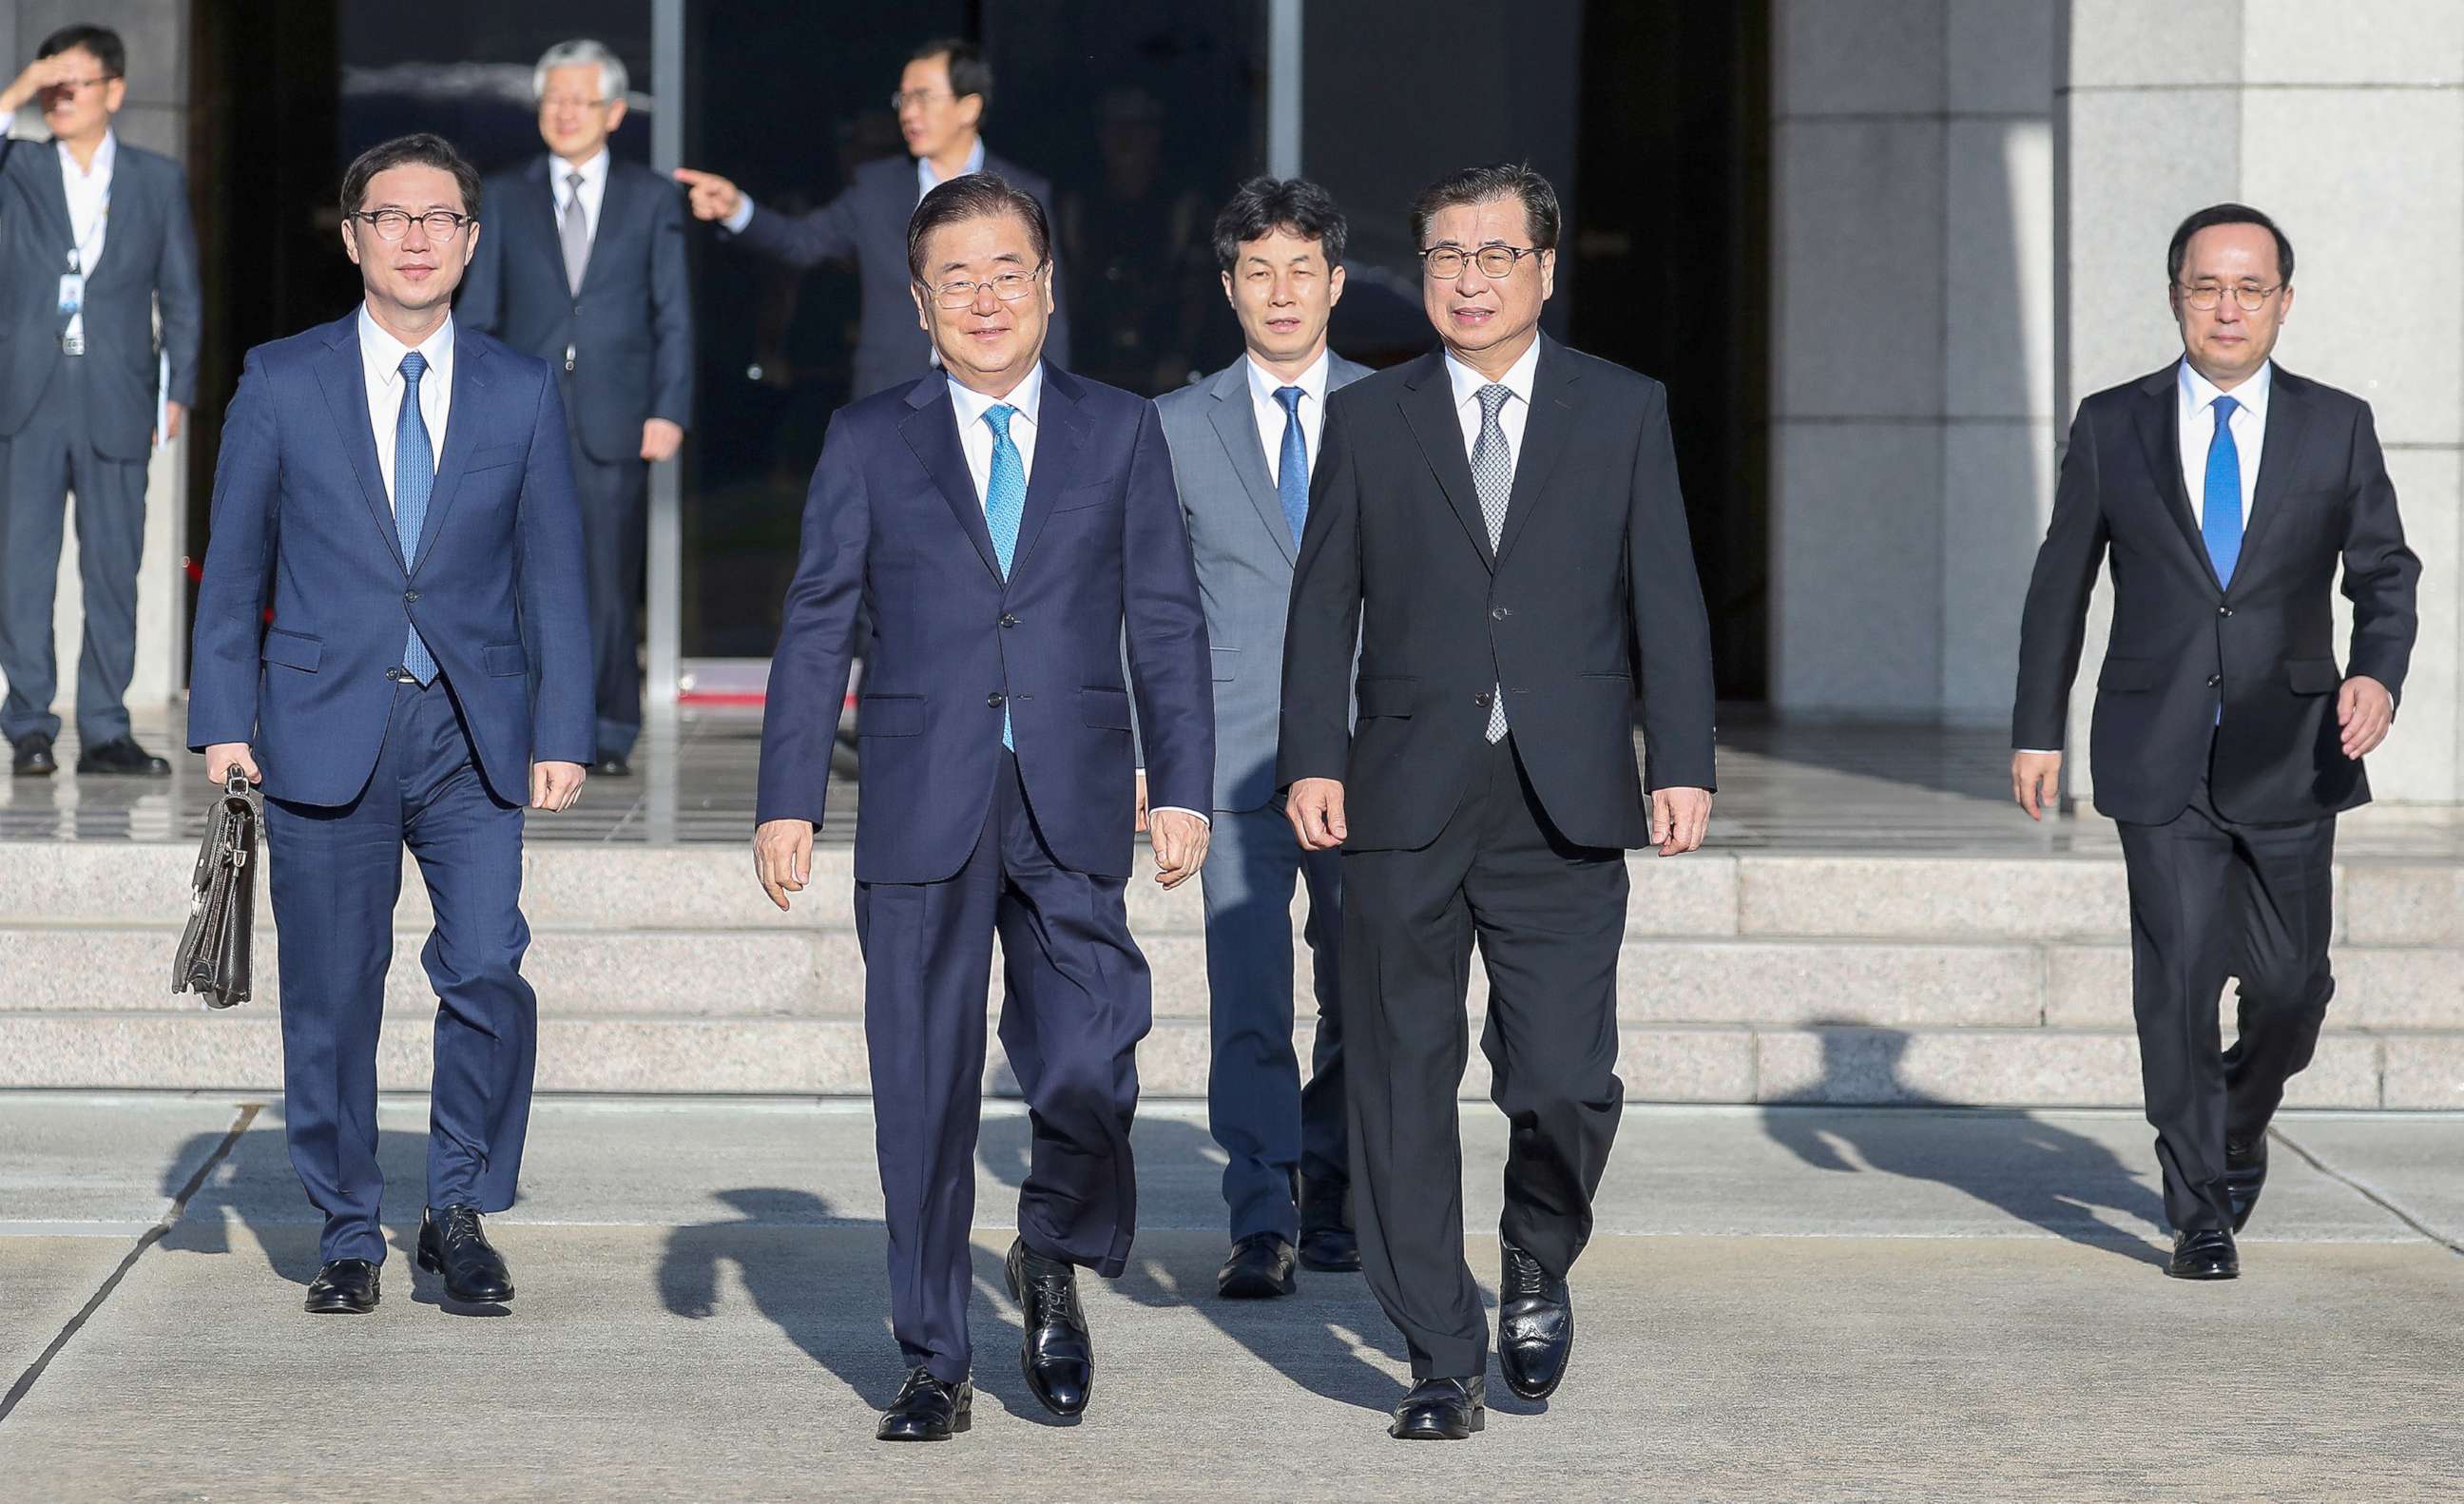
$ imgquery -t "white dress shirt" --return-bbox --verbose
[2177,357,2270,529]
[358,306,453,509]
[58,128,115,346]
[945,368,1204,825]
[1444,336,1541,473]
[550,147,609,247]
[1245,349,1329,487]
[718,137,990,235]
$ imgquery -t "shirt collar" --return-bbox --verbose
[1245,349,1330,411]
[57,128,114,180]
[552,148,609,198]
[948,361,1044,435]
[2178,356,2272,424]
[918,138,989,194]
[1445,336,1541,412]
[359,305,455,389]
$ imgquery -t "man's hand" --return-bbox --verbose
[672,168,743,223]
[204,742,260,785]
[1648,786,1713,857]
[2339,675,2395,761]
[754,817,814,912]
[1148,808,1209,889]
[529,760,587,812]
[641,417,683,463]
[152,400,185,449]
[2012,750,2062,821]
[0,54,79,114]
[1133,771,1149,834]
[1287,777,1347,851]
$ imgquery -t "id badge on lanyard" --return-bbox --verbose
[58,251,83,319]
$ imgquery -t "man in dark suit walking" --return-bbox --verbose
[2012,203,2418,1282]
[673,37,1067,400]
[1155,177,1368,1301]
[751,173,1209,1441]
[1280,164,1717,1440]
[189,134,592,1317]
[460,38,691,777]
[0,23,199,777]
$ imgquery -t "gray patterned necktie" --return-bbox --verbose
[1473,383,1513,742]
[561,171,589,293]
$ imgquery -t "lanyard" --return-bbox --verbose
[65,176,110,276]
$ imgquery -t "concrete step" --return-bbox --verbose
[12,924,2461,1030]
[2,1010,2456,1109]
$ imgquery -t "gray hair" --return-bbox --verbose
[533,39,628,105]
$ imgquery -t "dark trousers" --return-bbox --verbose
[262,676,537,1264]
[2115,763,2336,1234]
[570,446,647,758]
[1339,736,1627,1380]
[855,750,1150,1384]
[0,357,148,744]
[1201,800,1347,1243]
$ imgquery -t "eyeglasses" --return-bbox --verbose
[1420,243,1544,280]
[2177,281,2283,313]
[540,94,612,114]
[926,261,1048,310]
[891,88,955,111]
[351,209,475,243]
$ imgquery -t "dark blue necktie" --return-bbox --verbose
[395,351,437,685]
[2203,394,2242,587]
[1274,385,1308,546]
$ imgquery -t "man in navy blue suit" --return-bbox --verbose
[752,173,1211,1441]
[188,134,592,1318]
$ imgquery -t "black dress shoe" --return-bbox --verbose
[1004,1238,1093,1417]
[593,751,632,777]
[417,1205,516,1302]
[2224,1136,2269,1233]
[1217,1231,1298,1299]
[74,735,170,776]
[1390,1376,1485,1440]
[1497,1237,1575,1400]
[1299,1177,1360,1271]
[304,1258,381,1314]
[876,1366,972,1441]
[10,732,54,777]
[2166,1227,2240,1281]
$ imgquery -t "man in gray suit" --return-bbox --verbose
[1154,177,1368,1299]
[0,24,198,777]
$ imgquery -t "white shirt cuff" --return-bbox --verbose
[1147,805,1210,827]
[721,194,757,235]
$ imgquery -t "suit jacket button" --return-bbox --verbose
[999,613,1019,627]
[403,589,419,603]
[1491,607,1509,621]
[2218,606,2233,617]
[988,691,1006,707]
[1473,691,1492,706]
[2206,674,2222,687]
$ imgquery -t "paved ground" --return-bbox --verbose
[2,1094,2460,1501]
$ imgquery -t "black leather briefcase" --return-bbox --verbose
[172,770,264,1009]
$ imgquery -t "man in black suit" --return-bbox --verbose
[460,38,691,776]
[0,23,198,778]
[674,37,1068,400]
[1279,164,1716,1440]
[2012,203,2418,1282]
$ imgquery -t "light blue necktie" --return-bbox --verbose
[982,403,1025,749]
[395,351,437,685]
[1274,385,1309,546]
[2202,395,2242,588]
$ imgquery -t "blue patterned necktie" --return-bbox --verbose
[982,403,1025,749]
[395,351,437,685]
[1274,385,1309,546]
[1472,383,1514,742]
[2203,394,2243,588]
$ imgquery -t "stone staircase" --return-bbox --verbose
[2,843,2459,1107]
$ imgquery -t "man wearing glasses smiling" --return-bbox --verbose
[0,23,199,779]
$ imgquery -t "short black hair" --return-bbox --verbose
[2167,202,2295,286]
[1211,177,1348,273]
[36,24,125,79]
[906,172,1050,284]
[339,133,482,223]
[912,37,991,116]
[1411,162,1561,254]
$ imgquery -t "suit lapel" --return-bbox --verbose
[900,378,1004,582]
[578,161,633,296]
[409,337,491,569]
[1204,361,1296,566]
[1011,364,1091,580]
[315,319,409,574]
[29,141,74,265]
[2236,368,2311,573]
[82,147,129,279]
[1492,338,1579,566]
[1398,351,1493,570]
[525,157,568,290]
[2129,367,2221,593]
